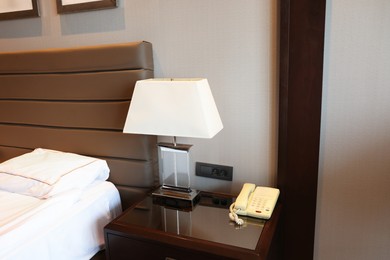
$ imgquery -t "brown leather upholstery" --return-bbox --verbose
[0,42,153,74]
[0,41,158,208]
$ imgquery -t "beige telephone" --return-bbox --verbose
[229,183,280,225]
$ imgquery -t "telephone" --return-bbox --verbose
[229,183,280,225]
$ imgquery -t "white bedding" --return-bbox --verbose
[0,181,122,260]
[0,148,109,198]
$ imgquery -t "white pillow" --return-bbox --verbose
[0,148,109,198]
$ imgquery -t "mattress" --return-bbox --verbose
[0,181,122,260]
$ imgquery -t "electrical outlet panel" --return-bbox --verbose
[195,162,233,181]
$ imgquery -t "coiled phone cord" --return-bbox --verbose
[229,202,244,225]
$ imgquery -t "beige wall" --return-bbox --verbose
[315,0,390,259]
[0,0,278,194]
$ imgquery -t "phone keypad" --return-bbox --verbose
[248,188,279,219]
[249,197,266,212]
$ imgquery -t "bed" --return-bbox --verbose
[0,41,158,259]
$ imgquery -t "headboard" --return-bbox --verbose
[0,41,158,209]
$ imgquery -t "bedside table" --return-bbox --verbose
[104,191,281,260]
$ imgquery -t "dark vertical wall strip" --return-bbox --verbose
[277,0,326,259]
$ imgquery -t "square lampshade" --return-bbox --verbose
[123,78,223,138]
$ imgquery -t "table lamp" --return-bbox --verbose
[123,78,223,208]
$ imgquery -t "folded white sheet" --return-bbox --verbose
[0,148,98,185]
[0,148,109,198]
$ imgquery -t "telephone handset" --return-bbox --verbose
[229,183,280,225]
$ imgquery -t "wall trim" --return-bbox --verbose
[277,0,327,259]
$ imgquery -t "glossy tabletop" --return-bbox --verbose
[115,192,266,250]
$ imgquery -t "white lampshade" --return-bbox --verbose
[123,78,223,138]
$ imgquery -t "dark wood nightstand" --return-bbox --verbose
[104,191,281,260]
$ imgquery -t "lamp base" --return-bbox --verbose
[152,186,201,210]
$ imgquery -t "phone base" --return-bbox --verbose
[152,186,201,211]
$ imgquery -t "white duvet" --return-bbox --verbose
[0,190,45,228]
[0,189,81,235]
[0,149,122,260]
[0,189,81,258]
[0,181,121,260]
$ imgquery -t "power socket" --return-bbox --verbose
[195,162,233,181]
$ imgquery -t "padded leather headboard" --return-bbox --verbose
[0,41,158,209]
